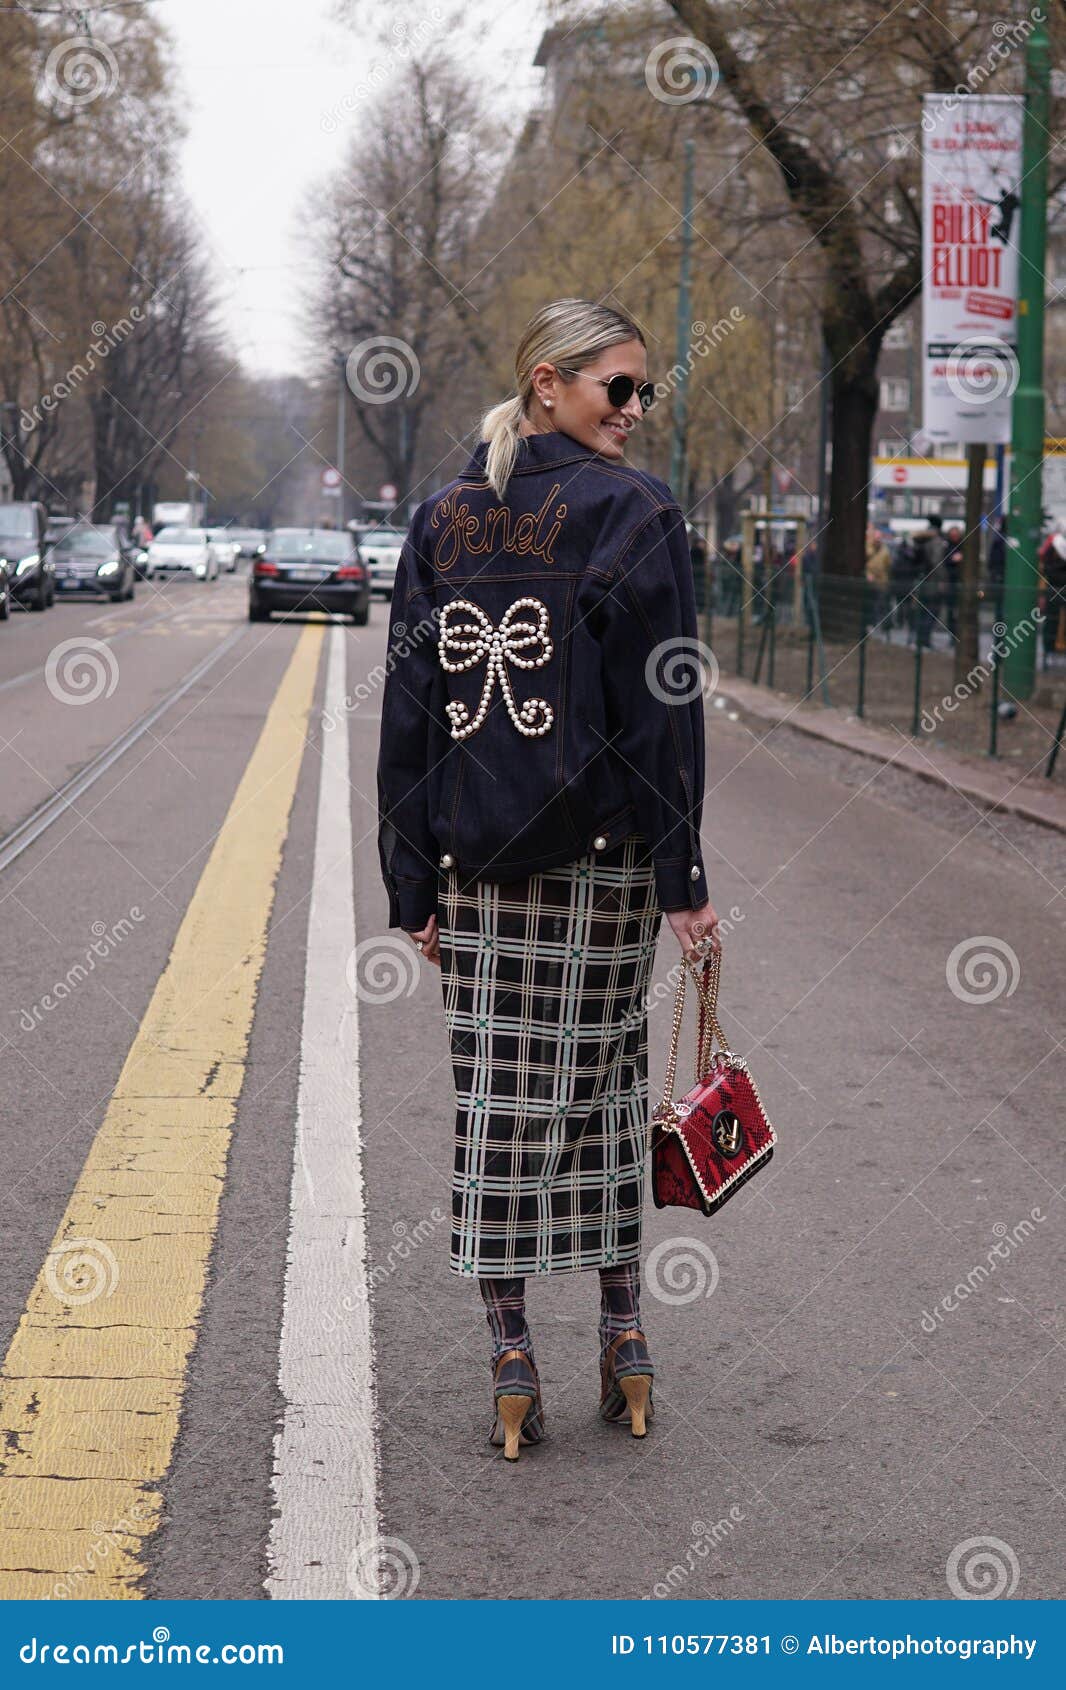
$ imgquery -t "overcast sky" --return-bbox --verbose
[163,0,545,378]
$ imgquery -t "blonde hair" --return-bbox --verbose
[479,298,646,500]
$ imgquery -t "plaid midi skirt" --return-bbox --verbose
[437,834,662,1278]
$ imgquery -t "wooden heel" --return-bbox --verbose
[497,1394,533,1461]
[621,1374,651,1438]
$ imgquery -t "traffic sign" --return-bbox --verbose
[379,483,398,502]
[321,467,341,490]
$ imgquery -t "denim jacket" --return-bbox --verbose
[376,428,709,930]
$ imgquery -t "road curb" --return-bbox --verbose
[715,673,1066,837]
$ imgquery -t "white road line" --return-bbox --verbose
[265,623,381,1599]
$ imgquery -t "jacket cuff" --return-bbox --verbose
[655,855,709,913]
[386,873,439,930]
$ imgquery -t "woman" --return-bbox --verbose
[377,298,719,1462]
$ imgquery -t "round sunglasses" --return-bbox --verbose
[559,368,657,414]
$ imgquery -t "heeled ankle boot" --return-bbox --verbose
[599,1327,654,1437]
[490,1349,545,1461]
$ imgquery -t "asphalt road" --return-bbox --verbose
[0,566,1062,1602]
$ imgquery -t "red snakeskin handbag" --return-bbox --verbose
[651,944,776,1215]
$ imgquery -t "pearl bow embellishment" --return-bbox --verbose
[438,596,554,740]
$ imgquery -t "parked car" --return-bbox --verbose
[0,557,10,621]
[352,524,405,598]
[102,519,138,567]
[51,525,136,602]
[206,527,241,572]
[0,500,54,610]
[152,501,199,529]
[224,527,268,561]
[249,528,369,624]
[46,514,78,547]
[145,526,220,581]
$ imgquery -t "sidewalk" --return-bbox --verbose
[717,672,1066,835]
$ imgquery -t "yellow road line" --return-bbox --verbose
[0,624,324,1598]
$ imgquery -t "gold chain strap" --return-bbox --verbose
[657,944,731,1117]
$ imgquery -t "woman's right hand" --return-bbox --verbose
[666,900,721,962]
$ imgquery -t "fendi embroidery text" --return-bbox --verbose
[429,483,568,573]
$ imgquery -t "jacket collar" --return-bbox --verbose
[463,429,602,478]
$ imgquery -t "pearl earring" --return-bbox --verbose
[545,399,553,409]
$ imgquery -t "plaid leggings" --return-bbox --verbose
[479,1262,642,1367]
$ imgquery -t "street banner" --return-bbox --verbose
[921,93,1023,445]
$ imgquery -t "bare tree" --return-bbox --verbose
[657,0,1066,588]
[309,51,498,500]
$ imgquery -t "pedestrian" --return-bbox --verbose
[1040,531,1066,664]
[889,531,914,631]
[376,298,720,1462]
[942,524,964,643]
[908,513,947,648]
[687,522,708,617]
[864,524,892,632]
[751,527,767,620]
[719,536,742,616]
[987,515,1006,600]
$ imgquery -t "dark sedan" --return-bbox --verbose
[227,527,269,561]
[249,528,369,624]
[52,526,136,602]
[0,500,54,611]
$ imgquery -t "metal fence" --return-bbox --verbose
[696,560,1066,775]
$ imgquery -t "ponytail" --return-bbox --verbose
[478,394,526,500]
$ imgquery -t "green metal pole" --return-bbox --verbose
[336,354,348,530]
[768,598,776,689]
[1004,16,1050,700]
[857,579,867,719]
[989,580,1003,757]
[670,138,694,499]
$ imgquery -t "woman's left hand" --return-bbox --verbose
[407,913,441,967]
